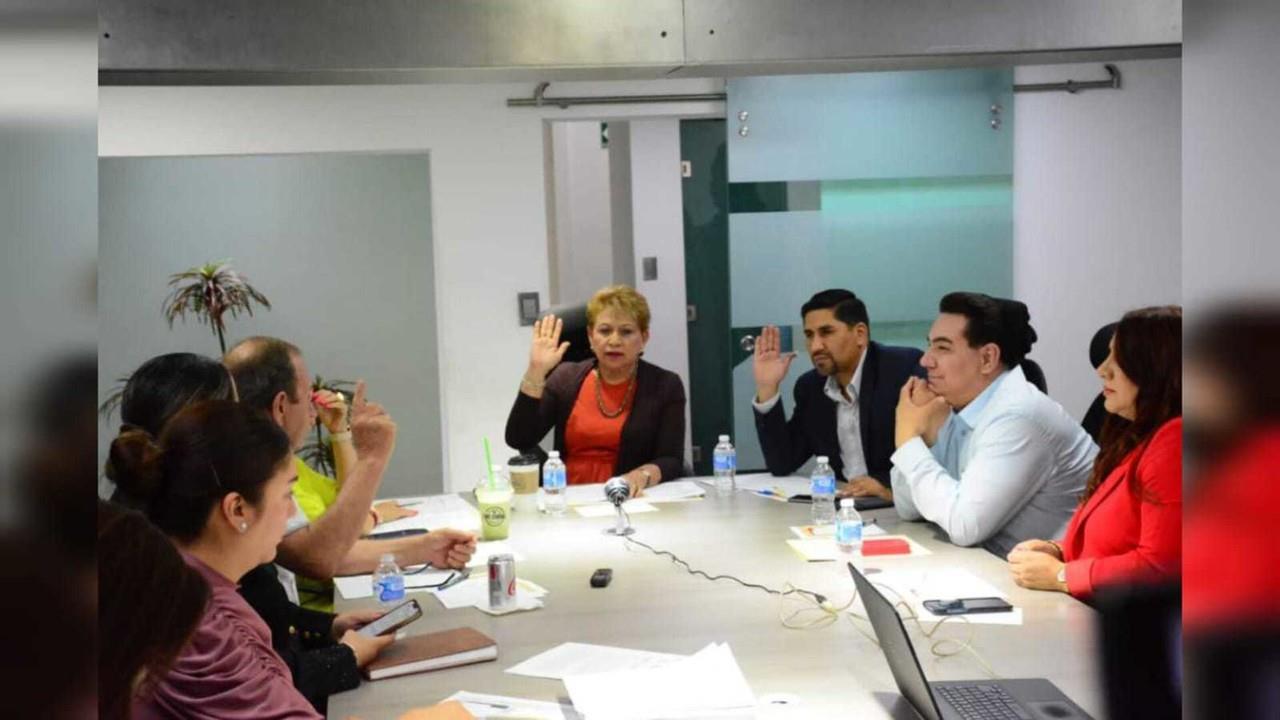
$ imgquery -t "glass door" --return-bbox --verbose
[722,69,1015,472]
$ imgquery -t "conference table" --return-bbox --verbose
[329,478,1101,719]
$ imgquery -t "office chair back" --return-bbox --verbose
[540,303,594,364]
[1082,322,1119,442]
[1021,359,1048,394]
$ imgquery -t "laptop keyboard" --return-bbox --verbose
[935,684,1032,720]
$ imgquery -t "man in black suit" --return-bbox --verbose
[752,289,923,501]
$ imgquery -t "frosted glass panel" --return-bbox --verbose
[725,68,1013,472]
[728,69,1014,183]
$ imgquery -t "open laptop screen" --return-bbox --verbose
[850,563,944,720]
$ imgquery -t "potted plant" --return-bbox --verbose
[162,260,271,355]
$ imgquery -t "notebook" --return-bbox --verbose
[364,627,498,681]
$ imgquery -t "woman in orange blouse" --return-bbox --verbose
[505,286,687,497]
[1008,306,1182,600]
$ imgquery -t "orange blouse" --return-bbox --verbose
[564,371,632,485]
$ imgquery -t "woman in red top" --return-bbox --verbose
[1008,306,1182,600]
[506,285,687,496]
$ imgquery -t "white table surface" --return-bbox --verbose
[329,479,1100,719]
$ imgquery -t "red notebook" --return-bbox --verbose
[861,538,911,556]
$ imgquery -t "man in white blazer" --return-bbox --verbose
[891,292,1098,557]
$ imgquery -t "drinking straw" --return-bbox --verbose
[484,437,495,490]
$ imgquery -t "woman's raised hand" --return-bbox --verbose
[527,314,570,381]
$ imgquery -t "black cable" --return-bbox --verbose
[622,534,827,604]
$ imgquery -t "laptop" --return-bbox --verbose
[848,563,1094,720]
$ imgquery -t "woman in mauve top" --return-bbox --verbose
[506,285,687,498]
[1008,306,1182,600]
[109,400,339,720]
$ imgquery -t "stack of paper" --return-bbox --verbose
[444,691,568,719]
[563,643,756,720]
[370,493,481,535]
[862,568,1023,626]
[432,575,548,615]
[564,479,705,507]
[506,643,685,680]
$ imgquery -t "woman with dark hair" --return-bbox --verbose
[106,353,390,715]
[108,400,358,719]
[1008,306,1182,599]
[110,352,237,510]
[99,500,209,720]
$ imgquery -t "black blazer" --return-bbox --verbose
[238,564,360,715]
[505,359,687,482]
[753,341,924,486]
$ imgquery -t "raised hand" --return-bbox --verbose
[753,325,796,403]
[527,314,570,382]
[351,381,397,465]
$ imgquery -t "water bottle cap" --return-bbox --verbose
[379,553,396,563]
[816,456,829,464]
[718,434,730,442]
[840,498,854,508]
[548,450,560,459]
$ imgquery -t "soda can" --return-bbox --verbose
[488,554,517,611]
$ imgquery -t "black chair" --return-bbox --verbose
[1021,358,1048,394]
[540,303,593,364]
[1081,322,1118,442]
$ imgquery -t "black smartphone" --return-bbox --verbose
[357,598,423,636]
[787,494,814,504]
[922,597,1014,616]
[590,568,613,588]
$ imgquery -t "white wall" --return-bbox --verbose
[100,79,723,492]
[1013,58,1182,420]
[1183,0,1280,309]
[550,120,614,306]
[627,119,692,464]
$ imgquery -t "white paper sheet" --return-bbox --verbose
[505,642,685,680]
[564,642,756,720]
[444,691,568,720]
[636,480,706,502]
[369,493,481,535]
[789,524,887,539]
[786,534,931,561]
[574,500,658,518]
[731,474,812,497]
[862,568,1024,626]
[431,576,548,615]
[467,540,525,568]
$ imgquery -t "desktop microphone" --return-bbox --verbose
[604,476,630,507]
[603,477,635,536]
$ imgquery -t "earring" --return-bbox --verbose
[239,522,249,533]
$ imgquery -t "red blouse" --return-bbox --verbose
[1060,417,1182,599]
[564,371,633,485]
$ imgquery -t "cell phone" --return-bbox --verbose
[787,494,814,504]
[590,568,613,588]
[356,598,423,636]
[922,597,1014,616]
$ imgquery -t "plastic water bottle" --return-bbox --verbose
[372,553,405,608]
[810,456,836,525]
[542,451,567,516]
[712,434,736,496]
[836,498,864,555]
